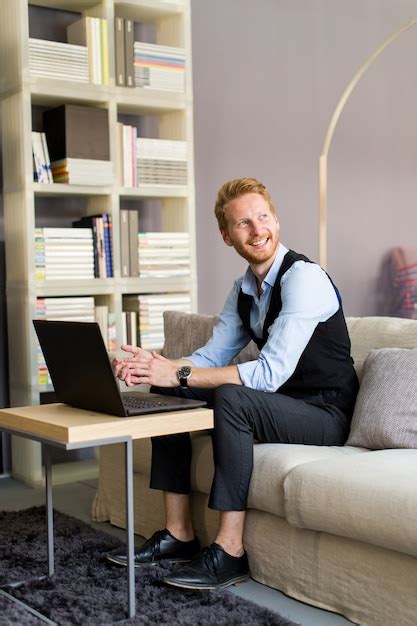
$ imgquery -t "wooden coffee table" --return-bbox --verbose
[0,403,213,619]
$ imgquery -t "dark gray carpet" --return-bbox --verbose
[0,589,53,625]
[0,507,298,625]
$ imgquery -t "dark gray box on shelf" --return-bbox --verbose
[43,104,110,162]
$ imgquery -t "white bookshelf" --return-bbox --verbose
[0,0,196,486]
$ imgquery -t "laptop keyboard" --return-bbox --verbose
[122,396,171,410]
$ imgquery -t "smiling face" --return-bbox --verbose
[221,192,280,278]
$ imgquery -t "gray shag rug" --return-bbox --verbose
[0,507,298,625]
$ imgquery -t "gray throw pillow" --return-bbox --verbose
[346,348,417,449]
[162,310,259,363]
[162,311,218,359]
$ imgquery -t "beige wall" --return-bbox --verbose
[191,0,417,316]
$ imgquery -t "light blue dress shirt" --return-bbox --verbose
[188,243,339,392]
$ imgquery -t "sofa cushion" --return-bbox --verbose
[246,443,365,517]
[346,316,417,380]
[191,438,365,517]
[346,348,417,449]
[131,434,367,519]
[284,448,417,557]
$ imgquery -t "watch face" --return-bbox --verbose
[177,365,192,385]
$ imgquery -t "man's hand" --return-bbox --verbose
[112,345,153,379]
[113,347,178,387]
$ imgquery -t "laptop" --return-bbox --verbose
[33,319,206,417]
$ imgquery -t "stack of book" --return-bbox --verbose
[67,17,109,85]
[43,104,113,186]
[136,138,187,186]
[133,42,185,93]
[116,128,187,188]
[73,213,113,278]
[31,131,52,183]
[36,296,95,385]
[35,227,95,281]
[29,38,89,82]
[138,232,190,278]
[36,296,96,321]
[50,158,113,186]
[124,293,192,350]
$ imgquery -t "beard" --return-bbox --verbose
[232,232,279,266]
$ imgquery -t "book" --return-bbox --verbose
[122,310,138,346]
[137,231,190,278]
[122,125,133,188]
[116,122,124,185]
[50,158,113,186]
[103,214,113,278]
[40,132,53,183]
[135,137,188,186]
[35,227,93,239]
[95,304,109,348]
[67,16,106,85]
[124,18,134,88]
[100,18,109,85]
[29,38,89,83]
[114,17,125,86]
[73,214,112,278]
[107,312,117,351]
[133,41,185,93]
[128,210,139,277]
[120,209,130,277]
[31,131,46,183]
[36,296,96,382]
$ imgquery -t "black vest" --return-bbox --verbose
[237,250,359,415]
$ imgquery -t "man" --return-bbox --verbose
[107,177,359,590]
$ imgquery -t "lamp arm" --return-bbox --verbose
[319,18,417,269]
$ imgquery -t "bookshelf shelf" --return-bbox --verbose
[119,276,194,294]
[35,279,117,298]
[115,88,186,114]
[118,185,188,199]
[33,183,113,197]
[30,79,110,107]
[114,0,185,21]
[30,0,100,10]
[1,0,196,486]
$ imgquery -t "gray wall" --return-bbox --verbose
[191,0,417,315]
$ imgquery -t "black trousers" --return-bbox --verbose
[150,384,350,511]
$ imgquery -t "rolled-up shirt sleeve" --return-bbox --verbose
[187,279,250,368]
[236,262,339,392]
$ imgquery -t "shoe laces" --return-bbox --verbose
[198,544,220,576]
[147,529,166,558]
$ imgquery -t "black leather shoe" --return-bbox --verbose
[163,543,249,590]
[106,529,200,567]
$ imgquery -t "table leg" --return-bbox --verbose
[125,438,135,618]
[44,445,54,577]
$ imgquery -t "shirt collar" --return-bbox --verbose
[241,242,289,297]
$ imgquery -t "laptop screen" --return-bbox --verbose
[33,319,127,416]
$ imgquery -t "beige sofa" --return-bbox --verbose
[92,314,417,626]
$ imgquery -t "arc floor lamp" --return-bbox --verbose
[319,18,417,269]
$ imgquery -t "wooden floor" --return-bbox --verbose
[0,476,353,626]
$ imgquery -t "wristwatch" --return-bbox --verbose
[177,365,192,388]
